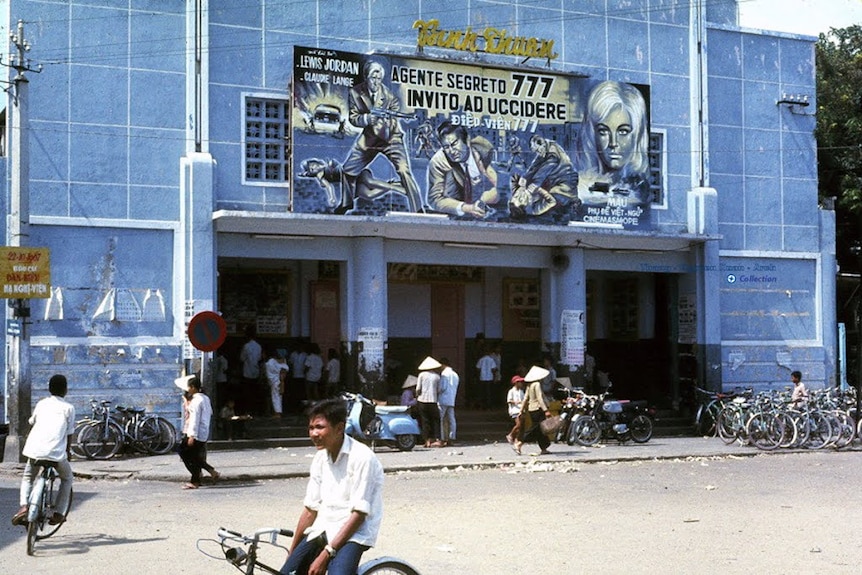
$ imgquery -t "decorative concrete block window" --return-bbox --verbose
[244,96,289,183]
[648,130,666,206]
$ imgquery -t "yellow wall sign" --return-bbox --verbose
[413,19,558,61]
[0,246,51,298]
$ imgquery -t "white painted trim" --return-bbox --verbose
[30,216,178,230]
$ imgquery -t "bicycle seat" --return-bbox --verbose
[117,406,146,414]
[31,459,59,468]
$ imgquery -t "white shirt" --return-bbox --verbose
[184,392,213,442]
[416,371,441,403]
[438,366,459,406]
[303,435,384,547]
[240,339,262,379]
[326,358,341,384]
[265,357,288,387]
[476,355,496,381]
[305,354,324,382]
[290,351,307,378]
[23,395,76,462]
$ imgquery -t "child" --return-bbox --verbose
[219,398,240,440]
[506,375,526,445]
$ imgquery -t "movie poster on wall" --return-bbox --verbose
[292,46,652,229]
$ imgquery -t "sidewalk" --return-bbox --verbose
[0,435,834,483]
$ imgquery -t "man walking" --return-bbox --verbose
[179,375,217,489]
[438,358,460,447]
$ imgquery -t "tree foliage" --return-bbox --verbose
[816,25,862,271]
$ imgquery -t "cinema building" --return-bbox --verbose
[1,1,834,433]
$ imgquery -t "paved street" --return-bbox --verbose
[2,438,862,573]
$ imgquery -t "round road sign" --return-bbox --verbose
[187,311,227,352]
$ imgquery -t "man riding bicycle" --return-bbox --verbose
[281,398,384,575]
[11,374,76,527]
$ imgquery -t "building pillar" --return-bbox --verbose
[688,187,721,391]
[346,237,387,399]
[545,247,586,377]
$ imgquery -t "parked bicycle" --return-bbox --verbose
[22,460,72,556]
[75,399,177,459]
[198,526,420,575]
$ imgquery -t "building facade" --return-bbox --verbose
[0,0,834,436]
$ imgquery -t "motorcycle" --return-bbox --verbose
[342,391,420,451]
[566,381,655,446]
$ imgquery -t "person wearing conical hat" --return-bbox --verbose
[416,356,443,448]
[513,365,552,456]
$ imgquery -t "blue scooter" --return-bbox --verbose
[342,391,420,451]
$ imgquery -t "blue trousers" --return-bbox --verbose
[280,534,369,575]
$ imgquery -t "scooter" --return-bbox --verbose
[342,391,420,451]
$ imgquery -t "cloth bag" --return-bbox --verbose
[540,415,562,436]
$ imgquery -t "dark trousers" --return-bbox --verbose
[179,437,208,485]
[418,401,441,442]
[524,409,550,450]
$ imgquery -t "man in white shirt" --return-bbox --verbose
[437,358,460,447]
[12,374,76,527]
[240,325,263,414]
[282,398,384,575]
[179,375,216,489]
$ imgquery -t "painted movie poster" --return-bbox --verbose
[292,46,653,229]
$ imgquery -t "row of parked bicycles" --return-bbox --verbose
[693,386,859,451]
[72,399,178,459]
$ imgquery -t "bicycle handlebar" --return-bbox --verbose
[217,526,295,543]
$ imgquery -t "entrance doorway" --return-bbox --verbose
[431,283,465,387]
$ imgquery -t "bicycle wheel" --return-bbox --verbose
[747,412,781,451]
[833,412,856,449]
[77,420,124,460]
[630,414,653,443]
[145,417,178,455]
[27,517,38,555]
[25,474,46,556]
[70,419,96,459]
[804,411,833,450]
[37,473,72,540]
[716,407,741,444]
[358,557,421,575]
[696,400,720,436]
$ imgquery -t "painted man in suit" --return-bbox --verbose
[426,121,499,219]
[338,60,423,214]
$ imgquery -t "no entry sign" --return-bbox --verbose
[187,311,227,352]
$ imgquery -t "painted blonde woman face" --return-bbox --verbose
[595,105,634,172]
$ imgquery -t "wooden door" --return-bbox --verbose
[431,283,465,398]
[310,281,340,357]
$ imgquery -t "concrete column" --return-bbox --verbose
[689,187,722,391]
[346,237,387,399]
[820,207,837,386]
[546,247,586,375]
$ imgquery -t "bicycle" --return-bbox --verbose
[75,401,177,459]
[23,460,73,556]
[199,526,420,575]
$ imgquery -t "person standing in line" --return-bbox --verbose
[514,366,552,456]
[239,325,263,415]
[280,398,384,575]
[416,356,443,448]
[324,348,342,399]
[437,357,460,447]
[179,375,218,489]
[305,343,325,402]
[265,348,289,418]
[475,346,497,410]
[211,347,229,398]
[506,375,526,446]
[289,344,308,412]
[11,374,75,527]
[490,344,503,406]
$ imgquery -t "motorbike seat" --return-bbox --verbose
[375,405,409,414]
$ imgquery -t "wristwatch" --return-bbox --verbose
[324,544,337,559]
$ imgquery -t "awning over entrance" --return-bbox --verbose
[213,210,716,252]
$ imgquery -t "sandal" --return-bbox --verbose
[182,483,199,490]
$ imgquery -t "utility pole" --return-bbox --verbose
[3,20,40,463]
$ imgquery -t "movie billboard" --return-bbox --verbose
[292,46,652,228]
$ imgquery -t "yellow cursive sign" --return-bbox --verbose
[413,19,558,60]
